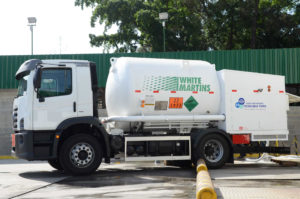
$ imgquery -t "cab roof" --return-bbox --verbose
[15,59,90,80]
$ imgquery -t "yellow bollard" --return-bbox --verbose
[196,159,217,199]
[196,159,208,172]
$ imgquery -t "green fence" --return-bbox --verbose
[0,48,299,89]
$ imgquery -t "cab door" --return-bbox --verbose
[32,65,77,130]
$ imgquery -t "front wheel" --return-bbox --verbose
[59,134,103,175]
[193,134,230,169]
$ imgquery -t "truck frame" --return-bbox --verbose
[12,58,290,175]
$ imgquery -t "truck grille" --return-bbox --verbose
[13,107,18,129]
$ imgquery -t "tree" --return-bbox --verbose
[75,0,300,52]
[256,0,300,48]
[75,0,210,52]
[205,0,300,50]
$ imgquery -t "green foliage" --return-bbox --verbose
[75,0,300,52]
[206,0,300,50]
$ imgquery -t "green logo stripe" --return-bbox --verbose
[143,76,210,92]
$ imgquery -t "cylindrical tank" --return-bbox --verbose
[105,57,221,117]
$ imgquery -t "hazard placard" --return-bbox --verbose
[169,97,183,109]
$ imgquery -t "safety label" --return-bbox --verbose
[184,96,199,112]
[145,95,155,106]
[169,97,183,109]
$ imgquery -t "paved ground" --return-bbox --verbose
[0,159,300,199]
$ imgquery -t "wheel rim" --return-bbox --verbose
[203,139,224,163]
[69,142,95,168]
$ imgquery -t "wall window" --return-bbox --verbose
[38,69,72,98]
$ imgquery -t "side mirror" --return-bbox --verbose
[33,67,42,89]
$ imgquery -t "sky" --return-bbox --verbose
[0,0,110,55]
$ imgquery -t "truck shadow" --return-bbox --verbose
[18,170,69,185]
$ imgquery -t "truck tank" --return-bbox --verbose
[105,57,221,119]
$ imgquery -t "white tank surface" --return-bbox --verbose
[105,57,221,117]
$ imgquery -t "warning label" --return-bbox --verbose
[169,97,183,109]
[184,96,199,112]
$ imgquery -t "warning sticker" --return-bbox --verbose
[145,95,155,106]
[184,96,198,112]
[169,97,183,109]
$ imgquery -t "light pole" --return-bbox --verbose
[27,17,37,55]
[159,12,168,52]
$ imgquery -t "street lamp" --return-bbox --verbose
[159,12,168,52]
[27,17,37,55]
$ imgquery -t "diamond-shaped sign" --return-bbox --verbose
[184,96,198,112]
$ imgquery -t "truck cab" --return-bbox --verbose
[13,59,110,174]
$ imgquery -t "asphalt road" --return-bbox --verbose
[0,159,300,199]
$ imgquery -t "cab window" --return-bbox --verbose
[38,69,72,98]
[17,74,29,97]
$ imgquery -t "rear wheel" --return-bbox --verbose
[193,134,230,169]
[59,134,102,175]
[48,159,63,171]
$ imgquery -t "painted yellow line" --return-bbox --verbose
[0,156,17,160]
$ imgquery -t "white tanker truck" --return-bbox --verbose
[12,57,290,175]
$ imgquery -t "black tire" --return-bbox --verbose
[59,134,103,175]
[193,133,230,169]
[48,159,63,171]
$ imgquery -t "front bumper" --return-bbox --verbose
[14,130,58,160]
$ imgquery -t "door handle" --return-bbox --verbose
[73,102,76,112]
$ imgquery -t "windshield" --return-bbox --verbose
[17,75,29,97]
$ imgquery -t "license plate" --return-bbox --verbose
[11,134,15,147]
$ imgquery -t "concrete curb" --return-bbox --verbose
[196,159,217,199]
[0,156,17,160]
